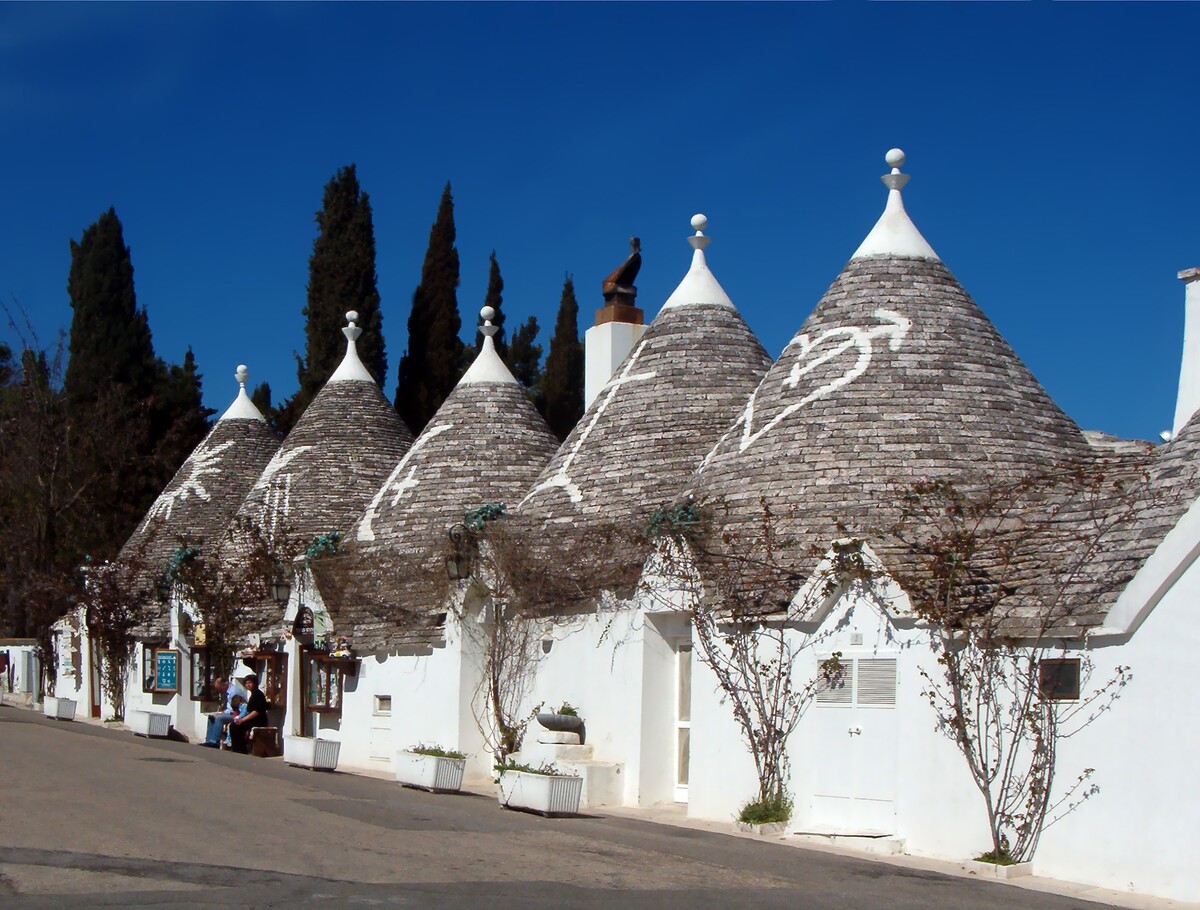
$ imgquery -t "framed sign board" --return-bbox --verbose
[155,649,180,693]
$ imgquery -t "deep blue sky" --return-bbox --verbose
[2,2,1196,441]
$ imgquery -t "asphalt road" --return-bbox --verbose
[0,705,1105,909]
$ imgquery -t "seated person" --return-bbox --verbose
[229,672,269,755]
[223,694,248,748]
[202,675,247,747]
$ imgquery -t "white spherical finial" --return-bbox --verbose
[346,310,359,324]
[885,148,905,169]
[691,213,708,232]
[480,305,495,323]
[235,364,249,385]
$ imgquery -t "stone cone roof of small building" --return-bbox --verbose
[693,152,1092,585]
[519,216,772,528]
[232,320,415,635]
[316,325,560,650]
[125,370,281,639]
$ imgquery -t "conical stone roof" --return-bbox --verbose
[122,366,281,637]
[519,216,772,526]
[694,151,1091,572]
[318,309,560,649]
[233,313,414,547]
[356,310,558,551]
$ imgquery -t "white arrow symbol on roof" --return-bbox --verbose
[724,308,911,456]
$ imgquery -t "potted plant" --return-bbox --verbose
[734,794,792,836]
[42,695,78,721]
[284,735,341,771]
[535,702,585,742]
[395,744,468,792]
[963,849,1034,880]
[496,760,583,816]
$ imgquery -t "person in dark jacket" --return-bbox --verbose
[229,672,269,754]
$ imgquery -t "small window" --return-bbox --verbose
[1039,658,1080,701]
[302,651,354,716]
[189,647,218,701]
[142,644,157,693]
[374,695,392,716]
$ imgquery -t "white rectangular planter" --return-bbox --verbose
[964,860,1033,879]
[42,696,77,721]
[497,770,583,817]
[128,709,171,738]
[284,736,341,771]
[395,750,467,792]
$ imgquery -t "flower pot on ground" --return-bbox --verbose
[396,747,467,792]
[284,735,341,771]
[42,696,77,721]
[496,764,583,817]
[735,795,792,837]
[964,859,1034,879]
[128,709,171,737]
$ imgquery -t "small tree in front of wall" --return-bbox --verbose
[884,467,1155,864]
[84,542,156,721]
[646,499,876,824]
[447,505,645,767]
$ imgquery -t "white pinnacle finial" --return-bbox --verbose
[343,310,362,343]
[329,310,373,382]
[688,213,710,251]
[882,148,910,191]
[480,305,498,338]
[218,363,264,421]
[851,147,937,261]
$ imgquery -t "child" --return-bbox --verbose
[223,695,248,749]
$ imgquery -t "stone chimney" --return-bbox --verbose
[1173,268,1200,435]
[584,237,647,409]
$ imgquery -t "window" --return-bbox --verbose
[142,644,157,693]
[250,651,288,711]
[1039,658,1080,701]
[374,695,392,716]
[189,647,219,701]
[302,651,355,715]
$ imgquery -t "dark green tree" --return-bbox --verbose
[475,252,508,361]
[507,316,542,393]
[395,182,463,433]
[539,276,584,441]
[61,209,211,562]
[64,208,157,405]
[280,164,385,432]
[152,348,214,474]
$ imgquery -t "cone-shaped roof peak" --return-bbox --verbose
[460,306,518,386]
[329,311,376,383]
[662,214,735,311]
[851,149,939,262]
[219,364,266,422]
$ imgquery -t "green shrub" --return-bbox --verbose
[738,794,793,825]
[495,759,568,777]
[556,702,578,717]
[409,744,466,760]
[974,849,1017,866]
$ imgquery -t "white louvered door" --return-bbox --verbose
[808,655,899,834]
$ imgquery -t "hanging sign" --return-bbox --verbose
[293,607,315,646]
[155,649,180,693]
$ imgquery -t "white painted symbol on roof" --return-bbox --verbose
[356,424,453,542]
[702,309,911,465]
[521,337,657,508]
[250,445,314,532]
[140,439,236,529]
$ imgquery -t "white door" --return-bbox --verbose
[808,656,898,834]
[674,642,692,803]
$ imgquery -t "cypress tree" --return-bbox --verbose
[539,276,584,441]
[64,208,158,405]
[282,164,385,432]
[507,316,542,392]
[475,252,508,361]
[395,182,463,433]
[152,348,214,475]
